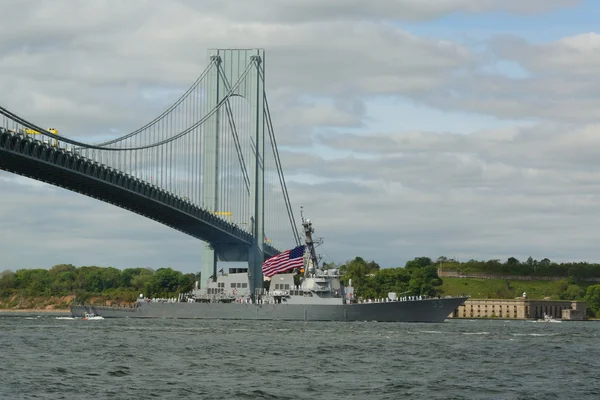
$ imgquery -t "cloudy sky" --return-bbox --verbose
[1,0,600,273]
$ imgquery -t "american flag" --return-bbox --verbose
[262,245,306,278]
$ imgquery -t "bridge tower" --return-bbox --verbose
[200,49,266,296]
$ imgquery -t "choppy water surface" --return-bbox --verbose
[0,315,598,399]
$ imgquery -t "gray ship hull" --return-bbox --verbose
[71,297,467,322]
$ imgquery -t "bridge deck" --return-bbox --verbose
[0,128,281,259]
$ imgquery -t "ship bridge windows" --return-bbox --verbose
[230,282,246,288]
[273,284,291,290]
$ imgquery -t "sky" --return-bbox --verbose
[1,0,600,273]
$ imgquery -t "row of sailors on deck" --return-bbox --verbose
[401,296,424,301]
[235,297,273,304]
[147,297,178,303]
[362,295,424,303]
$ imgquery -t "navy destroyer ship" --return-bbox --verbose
[71,214,468,322]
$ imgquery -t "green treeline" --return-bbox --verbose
[2,257,600,317]
[0,264,196,306]
[434,256,600,279]
[336,256,600,318]
[338,256,442,300]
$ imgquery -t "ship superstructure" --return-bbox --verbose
[184,212,353,307]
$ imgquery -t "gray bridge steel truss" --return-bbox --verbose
[0,127,281,259]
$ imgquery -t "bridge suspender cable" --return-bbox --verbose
[255,68,301,246]
[263,96,301,246]
[94,59,218,146]
[0,60,256,152]
[210,60,299,246]
[216,62,251,196]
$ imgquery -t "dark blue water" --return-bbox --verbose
[0,314,598,399]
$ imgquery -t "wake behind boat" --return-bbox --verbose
[71,212,468,322]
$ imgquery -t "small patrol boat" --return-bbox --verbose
[536,314,562,323]
[82,312,104,320]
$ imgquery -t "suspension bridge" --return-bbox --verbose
[0,48,301,295]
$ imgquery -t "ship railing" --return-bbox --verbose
[73,303,139,311]
[148,297,179,303]
[356,295,441,303]
[93,306,138,312]
[191,293,238,302]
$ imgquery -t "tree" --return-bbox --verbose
[321,262,337,270]
[14,269,52,296]
[506,257,520,266]
[526,257,534,266]
[405,257,432,271]
[0,270,16,293]
[362,268,410,299]
[366,261,380,272]
[178,273,196,293]
[339,257,381,297]
[560,285,584,301]
[51,270,76,295]
[584,285,600,317]
[539,258,551,267]
[101,267,121,290]
[339,257,442,299]
[407,265,442,296]
[75,267,104,293]
[131,274,153,294]
[49,264,77,276]
[150,268,183,297]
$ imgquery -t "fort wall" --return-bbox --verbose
[449,298,586,320]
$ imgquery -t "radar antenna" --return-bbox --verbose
[300,206,320,277]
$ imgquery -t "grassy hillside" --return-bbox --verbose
[439,277,592,300]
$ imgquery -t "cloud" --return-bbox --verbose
[288,171,599,267]
[0,0,598,272]
[417,32,600,123]
[0,172,202,270]
[491,32,600,76]
[311,123,600,184]
[283,122,600,265]
[188,0,580,23]
[0,4,475,145]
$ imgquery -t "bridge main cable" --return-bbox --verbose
[216,62,251,196]
[256,68,301,246]
[0,60,257,152]
[94,58,217,146]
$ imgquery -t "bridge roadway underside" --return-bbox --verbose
[0,131,280,260]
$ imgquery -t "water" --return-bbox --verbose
[1,314,598,399]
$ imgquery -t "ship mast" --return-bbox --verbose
[300,206,319,277]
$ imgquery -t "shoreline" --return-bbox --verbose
[0,309,70,313]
